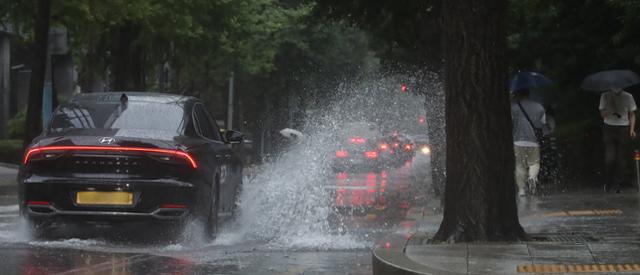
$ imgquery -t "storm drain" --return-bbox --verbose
[528,233,598,243]
[542,209,623,217]
[517,263,640,273]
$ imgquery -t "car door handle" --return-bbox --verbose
[216,154,232,159]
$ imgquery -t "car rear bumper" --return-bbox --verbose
[25,203,189,221]
[20,176,203,222]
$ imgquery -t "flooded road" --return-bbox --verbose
[0,158,432,274]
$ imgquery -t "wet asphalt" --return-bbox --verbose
[0,158,431,275]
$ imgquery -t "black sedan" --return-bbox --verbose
[19,92,243,239]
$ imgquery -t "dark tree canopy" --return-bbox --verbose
[314,0,442,69]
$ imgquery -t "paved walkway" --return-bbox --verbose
[373,189,640,274]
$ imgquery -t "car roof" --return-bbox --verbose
[70,92,197,104]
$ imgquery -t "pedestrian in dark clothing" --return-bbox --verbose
[599,88,637,192]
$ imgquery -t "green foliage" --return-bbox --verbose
[3,0,315,94]
[6,111,25,140]
[0,139,22,165]
[313,0,441,69]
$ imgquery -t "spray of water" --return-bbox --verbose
[217,72,435,250]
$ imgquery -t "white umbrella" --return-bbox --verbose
[279,128,303,140]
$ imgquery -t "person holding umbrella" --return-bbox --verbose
[510,71,552,196]
[598,89,636,192]
[582,70,640,192]
[511,89,547,196]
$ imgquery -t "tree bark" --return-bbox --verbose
[433,0,526,242]
[111,22,145,91]
[23,0,52,149]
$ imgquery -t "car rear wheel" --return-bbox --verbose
[205,177,220,239]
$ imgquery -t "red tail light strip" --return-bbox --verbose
[24,146,198,169]
[26,201,51,206]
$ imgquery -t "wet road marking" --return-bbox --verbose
[53,254,155,275]
[517,263,640,273]
[541,209,623,217]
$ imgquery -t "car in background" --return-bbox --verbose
[332,122,382,172]
[377,133,415,167]
[19,92,244,239]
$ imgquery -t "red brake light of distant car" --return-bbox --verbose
[23,146,198,169]
[404,144,413,151]
[379,143,389,151]
[365,151,378,159]
[350,137,366,144]
[336,150,349,158]
[393,143,399,148]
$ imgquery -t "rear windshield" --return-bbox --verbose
[49,97,186,134]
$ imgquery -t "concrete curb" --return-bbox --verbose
[0,162,19,169]
[371,233,462,275]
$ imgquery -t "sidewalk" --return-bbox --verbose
[373,189,640,274]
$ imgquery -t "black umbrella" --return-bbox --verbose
[581,70,640,92]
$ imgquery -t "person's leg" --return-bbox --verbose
[603,125,616,191]
[527,146,541,194]
[514,146,527,196]
[614,126,630,190]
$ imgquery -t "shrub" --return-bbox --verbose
[7,111,25,139]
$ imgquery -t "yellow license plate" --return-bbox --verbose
[76,191,133,206]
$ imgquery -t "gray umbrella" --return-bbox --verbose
[581,70,640,92]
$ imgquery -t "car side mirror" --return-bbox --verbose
[225,130,244,144]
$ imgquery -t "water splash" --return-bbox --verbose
[220,73,434,250]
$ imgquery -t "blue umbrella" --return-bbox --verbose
[509,71,553,91]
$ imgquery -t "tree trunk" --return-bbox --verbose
[23,0,52,149]
[111,22,145,91]
[79,30,108,93]
[433,0,526,242]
